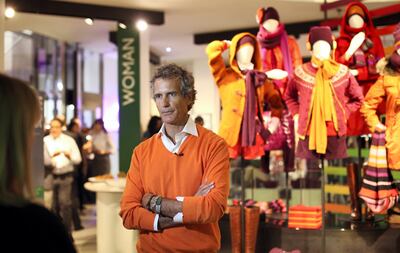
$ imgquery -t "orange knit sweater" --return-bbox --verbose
[120,125,230,252]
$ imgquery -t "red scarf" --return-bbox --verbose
[241,70,268,147]
[257,24,293,76]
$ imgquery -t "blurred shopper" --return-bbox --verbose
[194,115,204,126]
[44,118,82,233]
[66,119,85,230]
[142,116,162,140]
[0,74,76,252]
[88,119,114,177]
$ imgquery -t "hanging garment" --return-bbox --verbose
[359,132,398,213]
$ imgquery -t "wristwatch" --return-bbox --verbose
[155,196,162,214]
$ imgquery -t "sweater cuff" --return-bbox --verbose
[182,196,201,224]
[153,214,159,231]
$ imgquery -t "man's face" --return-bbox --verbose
[153,78,191,126]
[50,120,62,138]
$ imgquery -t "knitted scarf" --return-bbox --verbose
[241,70,267,147]
[308,56,340,154]
[257,24,293,76]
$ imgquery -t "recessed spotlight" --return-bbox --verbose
[119,23,127,29]
[85,18,94,25]
[165,47,172,53]
[5,7,15,18]
[136,19,148,31]
[22,29,33,36]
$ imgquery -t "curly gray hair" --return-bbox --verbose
[150,63,197,110]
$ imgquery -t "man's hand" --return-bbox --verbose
[195,182,214,196]
[141,193,154,209]
[158,216,178,230]
[63,151,71,160]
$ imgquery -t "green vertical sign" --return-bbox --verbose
[117,27,140,172]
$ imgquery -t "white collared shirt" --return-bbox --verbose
[158,116,198,154]
[153,116,198,231]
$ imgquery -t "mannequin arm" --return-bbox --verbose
[265,69,288,80]
[344,32,365,61]
[206,40,230,85]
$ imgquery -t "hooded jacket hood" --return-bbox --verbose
[340,2,378,38]
[229,32,263,76]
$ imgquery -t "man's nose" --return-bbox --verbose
[161,96,169,107]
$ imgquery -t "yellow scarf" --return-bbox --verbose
[308,56,340,154]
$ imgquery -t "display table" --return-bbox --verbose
[84,180,138,253]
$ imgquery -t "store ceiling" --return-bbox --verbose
[4,0,399,61]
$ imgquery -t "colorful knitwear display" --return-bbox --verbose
[288,205,322,229]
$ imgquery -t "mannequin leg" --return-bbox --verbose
[347,162,361,221]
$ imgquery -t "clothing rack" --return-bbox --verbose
[240,156,246,253]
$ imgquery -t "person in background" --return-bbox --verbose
[194,115,204,126]
[44,118,82,233]
[142,115,162,140]
[88,119,114,177]
[120,63,230,252]
[66,119,85,230]
[0,74,76,252]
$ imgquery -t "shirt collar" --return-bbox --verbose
[159,116,198,137]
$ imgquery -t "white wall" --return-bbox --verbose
[191,57,220,133]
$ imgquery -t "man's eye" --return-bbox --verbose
[168,92,177,97]
[154,94,161,99]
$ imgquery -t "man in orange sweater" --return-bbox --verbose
[120,63,230,252]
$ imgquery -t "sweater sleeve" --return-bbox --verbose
[120,148,157,231]
[182,138,230,224]
[206,40,229,85]
[360,76,385,133]
[289,37,302,68]
[344,73,364,118]
[284,74,300,116]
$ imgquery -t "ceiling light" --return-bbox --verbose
[165,47,172,53]
[22,29,33,36]
[5,7,15,18]
[136,19,148,31]
[119,23,127,29]
[85,18,94,25]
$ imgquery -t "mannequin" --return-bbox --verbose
[361,23,400,171]
[206,33,284,160]
[256,7,302,174]
[207,33,284,253]
[335,1,385,221]
[285,26,364,160]
[335,2,385,136]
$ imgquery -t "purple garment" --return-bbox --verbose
[241,70,268,147]
[296,136,347,160]
[257,23,293,76]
